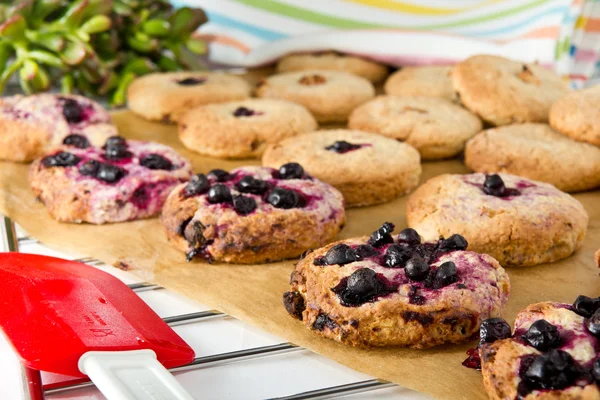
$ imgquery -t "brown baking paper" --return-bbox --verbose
[1,110,599,400]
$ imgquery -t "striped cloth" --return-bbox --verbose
[175,0,599,84]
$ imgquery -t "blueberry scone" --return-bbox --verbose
[0,94,117,162]
[29,136,193,224]
[161,163,345,264]
[407,173,588,266]
[479,296,600,399]
[284,223,510,348]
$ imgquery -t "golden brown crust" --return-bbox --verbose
[127,72,251,122]
[276,53,389,83]
[549,85,600,147]
[384,66,458,101]
[288,237,509,348]
[406,173,588,266]
[452,55,572,126]
[465,124,600,193]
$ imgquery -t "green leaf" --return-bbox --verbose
[98,71,118,95]
[28,50,64,68]
[142,19,170,37]
[168,7,208,38]
[122,57,156,75]
[25,31,65,52]
[57,0,89,29]
[110,71,135,107]
[80,15,111,34]
[61,73,74,93]
[0,43,15,76]
[60,40,86,65]
[0,15,27,41]
[32,64,50,91]
[157,54,179,72]
[83,0,113,19]
[126,36,157,53]
[0,58,22,94]
[20,59,38,81]
[185,38,206,55]
[30,0,63,25]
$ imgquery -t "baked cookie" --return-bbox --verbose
[161,163,345,264]
[406,173,588,266]
[0,94,116,162]
[29,137,193,224]
[178,99,318,159]
[262,129,421,207]
[465,123,600,193]
[348,95,482,160]
[127,72,251,122]
[276,52,388,83]
[479,296,600,399]
[384,66,458,102]
[549,85,600,146]
[255,70,375,123]
[284,222,510,348]
[452,55,572,126]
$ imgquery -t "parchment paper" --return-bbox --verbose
[1,110,599,400]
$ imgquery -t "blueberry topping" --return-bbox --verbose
[432,261,458,289]
[104,136,126,148]
[41,151,81,167]
[398,228,421,245]
[62,134,89,149]
[384,244,411,268]
[572,295,600,318]
[78,159,100,176]
[437,234,468,252]
[523,350,578,390]
[96,163,125,183]
[177,77,206,86]
[479,318,512,345]
[523,320,561,351]
[355,244,378,259]
[592,358,600,382]
[184,174,209,197]
[483,174,506,197]
[104,137,130,160]
[233,107,260,117]
[325,141,362,154]
[317,244,358,266]
[140,154,173,170]
[343,268,382,304]
[267,187,300,209]
[207,184,232,204]
[61,98,83,123]
[207,169,230,182]
[278,163,304,180]
[405,257,430,281]
[235,176,267,194]
[585,309,600,337]
[283,291,305,320]
[367,222,395,248]
[313,313,337,331]
[233,195,256,215]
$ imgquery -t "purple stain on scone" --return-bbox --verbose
[176,77,206,86]
[325,141,365,154]
[233,106,264,117]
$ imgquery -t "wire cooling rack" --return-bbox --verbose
[1,215,432,400]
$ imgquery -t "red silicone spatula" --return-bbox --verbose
[0,253,195,399]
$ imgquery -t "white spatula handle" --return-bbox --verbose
[79,350,194,400]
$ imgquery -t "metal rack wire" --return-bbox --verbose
[3,215,397,399]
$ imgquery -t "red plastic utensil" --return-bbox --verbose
[0,253,195,399]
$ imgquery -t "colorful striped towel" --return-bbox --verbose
[175,0,599,84]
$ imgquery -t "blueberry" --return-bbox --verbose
[523,320,561,351]
[184,174,209,197]
[207,184,232,204]
[278,163,304,180]
[62,134,89,149]
[267,187,300,209]
[61,98,83,123]
[104,136,126,148]
[140,154,173,170]
[355,244,378,259]
[524,350,578,390]
[585,309,600,337]
[346,268,381,300]
[479,318,512,345]
[235,176,267,194]
[177,77,206,86]
[483,174,506,197]
[96,164,125,183]
[593,358,600,382]
[207,169,230,182]
[398,228,421,246]
[325,141,361,154]
[572,295,600,318]
[233,107,258,117]
[367,222,395,248]
[432,261,458,289]
[438,234,468,252]
[384,244,411,268]
[41,151,81,168]
[78,159,100,176]
[321,244,358,266]
[232,195,256,215]
[405,257,430,281]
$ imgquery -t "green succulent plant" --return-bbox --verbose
[0,0,208,105]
